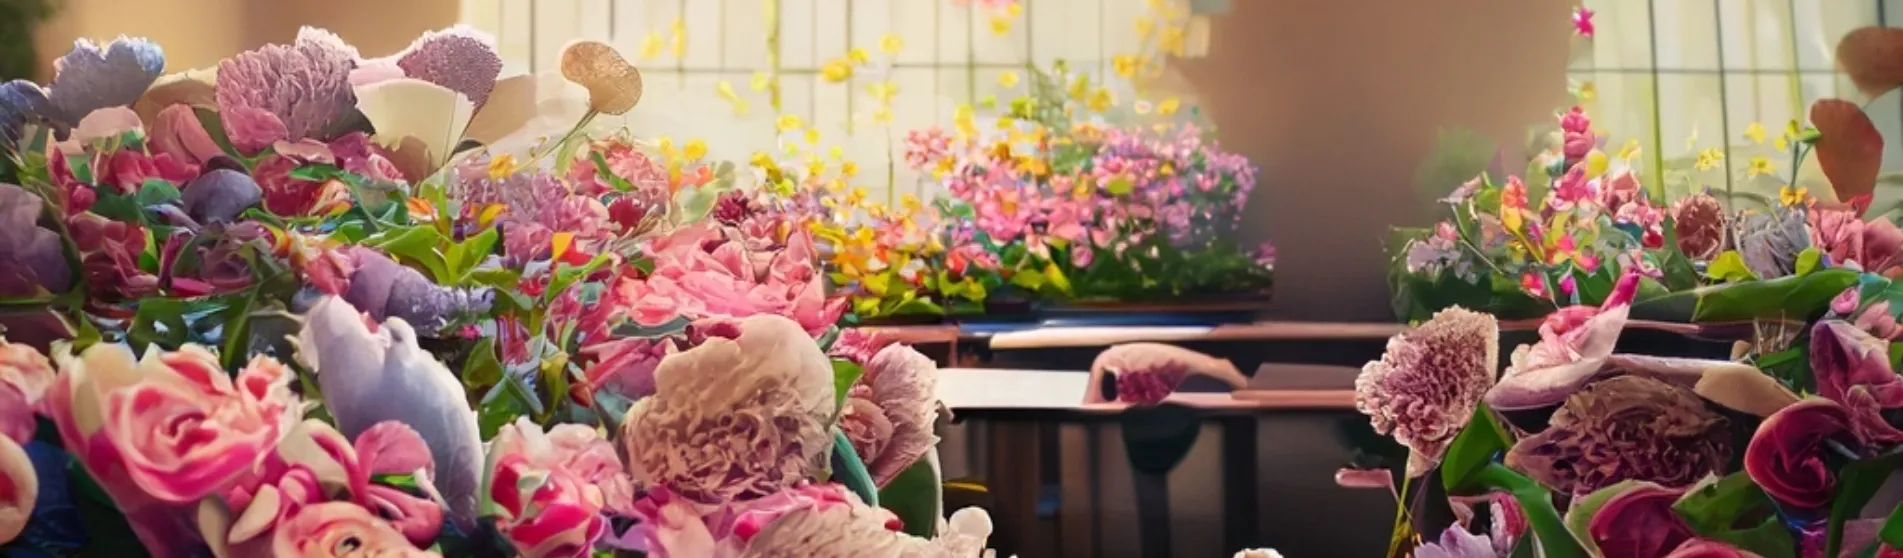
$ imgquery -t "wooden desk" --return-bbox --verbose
[937,368,1385,558]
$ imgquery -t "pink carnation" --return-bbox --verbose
[1355,306,1500,477]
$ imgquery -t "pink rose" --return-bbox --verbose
[67,213,160,301]
[1863,219,1903,275]
[41,344,295,557]
[1743,398,1857,511]
[253,154,345,217]
[1587,482,1695,558]
[489,455,607,558]
[148,104,225,166]
[491,418,637,516]
[0,337,55,444]
[272,502,441,557]
[223,105,291,155]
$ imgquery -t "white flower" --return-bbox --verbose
[1233,549,1286,558]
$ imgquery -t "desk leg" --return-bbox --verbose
[1221,416,1260,552]
[1057,424,1096,558]
[985,421,1042,556]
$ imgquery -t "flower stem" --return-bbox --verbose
[1386,468,1413,558]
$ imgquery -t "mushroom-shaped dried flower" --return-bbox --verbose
[1506,375,1730,496]
[560,41,644,115]
[1356,306,1499,477]
[620,314,834,502]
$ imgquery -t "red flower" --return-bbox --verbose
[1743,398,1857,512]
[66,213,159,301]
[102,149,199,194]
[1588,483,1696,558]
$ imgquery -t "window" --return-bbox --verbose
[458,0,1171,205]
[1569,0,1901,209]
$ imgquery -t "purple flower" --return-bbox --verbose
[1355,306,1499,477]
[1808,320,1903,444]
[1506,375,1730,496]
[0,183,72,298]
[41,37,166,133]
[1414,524,1498,558]
[216,28,356,151]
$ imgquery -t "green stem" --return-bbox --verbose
[1386,470,1413,558]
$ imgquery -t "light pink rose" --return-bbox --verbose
[580,336,675,400]
[271,502,441,557]
[0,337,55,444]
[41,343,296,558]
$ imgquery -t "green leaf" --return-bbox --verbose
[1475,464,1589,558]
[477,375,541,440]
[1880,499,1903,550]
[1795,248,1824,277]
[831,359,865,416]
[1673,473,1797,558]
[1830,454,1903,557]
[1440,402,1511,492]
[1691,268,1860,322]
[676,183,731,224]
[1042,263,1071,296]
[1705,251,1759,283]
[89,188,144,223]
[1104,177,1134,196]
[878,456,943,538]
[193,107,246,161]
[135,179,182,207]
[462,338,505,393]
[367,225,451,282]
[546,254,614,303]
[829,429,879,507]
[590,151,637,192]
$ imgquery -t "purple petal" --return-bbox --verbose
[394,26,503,107]
[0,80,48,146]
[181,169,262,225]
[0,183,72,296]
[43,37,165,130]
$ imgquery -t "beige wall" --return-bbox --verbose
[35,0,1572,322]
[1177,0,1572,321]
[32,0,458,76]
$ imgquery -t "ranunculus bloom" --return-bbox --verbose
[41,343,294,557]
[1507,376,1730,496]
[489,417,637,557]
[1808,320,1903,444]
[271,502,441,558]
[1355,307,1500,477]
[1587,482,1696,558]
[0,337,55,444]
[1745,398,1860,512]
[620,314,834,502]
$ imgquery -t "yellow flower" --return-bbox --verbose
[1584,150,1609,178]
[806,154,825,178]
[477,203,506,228]
[750,72,773,91]
[827,146,843,160]
[639,35,665,60]
[1005,2,1022,16]
[1086,87,1113,112]
[954,104,977,138]
[1158,25,1186,55]
[1744,122,1767,145]
[1774,135,1790,152]
[487,153,517,179]
[1067,75,1090,101]
[841,161,859,177]
[995,115,1016,130]
[656,136,678,159]
[1693,148,1724,171]
[844,48,869,65]
[683,139,708,161]
[804,127,821,144]
[872,107,893,123]
[978,94,999,110]
[1157,97,1181,116]
[1575,81,1596,103]
[998,71,1020,89]
[821,59,853,83]
[749,151,777,170]
[1135,17,1155,39]
[866,81,898,102]
[990,15,1012,34]
[1746,156,1776,178]
[899,194,922,213]
[669,19,687,58]
[1780,184,1809,207]
[776,114,804,133]
[715,81,747,115]
[880,34,903,55]
[1616,139,1641,160]
[1502,206,1523,233]
[1112,55,1142,78]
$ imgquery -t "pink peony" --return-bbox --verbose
[489,454,608,558]
[828,329,898,366]
[620,223,844,336]
[1356,307,1500,477]
[1743,398,1857,511]
[490,417,637,516]
[41,344,295,557]
[846,344,940,486]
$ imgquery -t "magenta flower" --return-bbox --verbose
[627,483,866,558]
[1664,540,1763,558]
[67,212,160,301]
[1355,307,1499,477]
[1806,320,1903,444]
[1573,6,1596,37]
[1559,106,1595,164]
[1585,482,1695,558]
[202,420,445,555]
[828,329,897,366]
[1487,273,1639,412]
[619,223,844,336]
[101,148,198,194]
[581,336,676,401]
[488,425,614,558]
[1743,398,1857,512]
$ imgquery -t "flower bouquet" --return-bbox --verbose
[1353,268,1903,557]
[805,64,1275,323]
[0,28,995,557]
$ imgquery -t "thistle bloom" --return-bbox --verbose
[1506,376,1730,496]
[1355,307,1499,477]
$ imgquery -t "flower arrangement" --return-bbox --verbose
[795,63,1274,322]
[1351,269,1903,557]
[0,29,996,557]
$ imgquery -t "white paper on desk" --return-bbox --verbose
[986,326,1214,349]
[936,368,1090,410]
